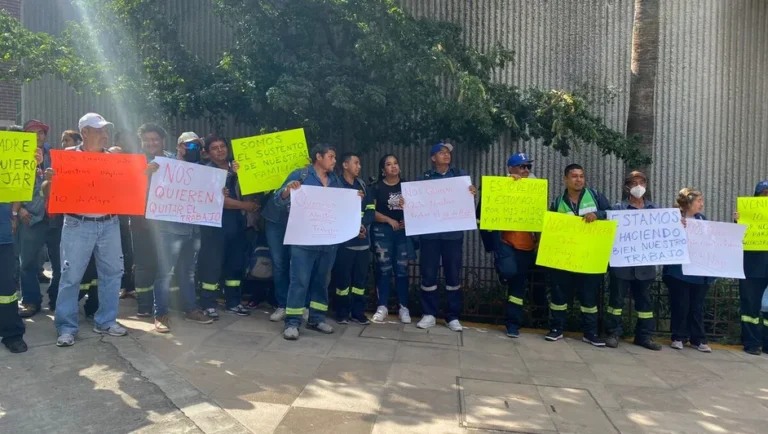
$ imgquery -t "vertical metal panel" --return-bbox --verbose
[20,0,768,275]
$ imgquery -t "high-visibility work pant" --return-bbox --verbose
[198,226,247,310]
[131,218,158,315]
[549,270,601,335]
[739,277,768,350]
[419,238,463,322]
[332,247,369,320]
[605,278,655,342]
[285,246,337,328]
[504,248,536,333]
[0,243,25,341]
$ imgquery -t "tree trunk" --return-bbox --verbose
[626,0,660,173]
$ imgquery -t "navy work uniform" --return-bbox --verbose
[739,180,768,355]
[606,199,658,346]
[548,187,612,342]
[331,176,375,323]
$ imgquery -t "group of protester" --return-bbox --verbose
[1,112,767,359]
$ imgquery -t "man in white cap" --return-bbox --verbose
[43,113,128,347]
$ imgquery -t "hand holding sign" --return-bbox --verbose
[536,212,617,274]
[401,176,477,236]
[479,176,548,232]
[284,185,361,246]
[737,197,768,251]
[607,208,690,267]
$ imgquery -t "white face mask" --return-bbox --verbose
[629,185,646,199]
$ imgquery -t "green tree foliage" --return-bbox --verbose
[0,0,650,166]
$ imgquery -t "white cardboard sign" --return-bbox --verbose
[682,220,746,279]
[284,185,361,246]
[402,176,477,236]
[145,157,227,227]
[607,208,690,267]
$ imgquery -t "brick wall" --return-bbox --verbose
[0,0,22,125]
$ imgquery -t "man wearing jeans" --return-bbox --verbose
[44,113,127,347]
[144,129,213,333]
[275,144,344,340]
[415,142,476,332]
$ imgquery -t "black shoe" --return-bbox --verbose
[634,339,662,351]
[3,338,28,354]
[545,330,563,341]
[336,317,350,325]
[745,347,761,356]
[38,273,51,283]
[605,336,619,348]
[582,334,606,347]
[506,326,520,338]
[18,304,41,318]
[350,315,371,325]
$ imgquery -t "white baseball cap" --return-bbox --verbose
[78,113,113,131]
[177,131,200,145]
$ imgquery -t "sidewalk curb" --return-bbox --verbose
[106,335,251,434]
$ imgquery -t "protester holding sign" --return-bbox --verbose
[198,135,258,320]
[46,113,129,347]
[143,130,216,332]
[331,153,375,325]
[735,181,768,356]
[605,171,662,351]
[547,164,612,346]
[662,188,713,353]
[276,144,345,340]
[371,154,412,324]
[483,153,541,338]
[414,142,477,332]
[131,123,177,318]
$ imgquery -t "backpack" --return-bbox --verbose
[247,233,273,280]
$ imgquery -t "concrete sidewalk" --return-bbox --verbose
[3,297,768,434]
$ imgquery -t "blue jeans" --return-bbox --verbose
[419,238,463,321]
[372,224,409,308]
[265,220,291,308]
[154,230,200,317]
[55,216,123,336]
[19,220,61,306]
[285,246,337,328]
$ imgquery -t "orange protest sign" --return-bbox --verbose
[48,150,148,215]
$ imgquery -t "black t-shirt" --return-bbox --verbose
[373,180,404,222]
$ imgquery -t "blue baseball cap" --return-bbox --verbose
[755,180,768,196]
[430,142,453,156]
[507,152,533,167]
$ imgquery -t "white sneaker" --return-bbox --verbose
[372,306,388,323]
[270,307,286,322]
[93,323,127,337]
[399,306,411,324]
[670,340,683,350]
[416,315,436,329]
[446,319,463,332]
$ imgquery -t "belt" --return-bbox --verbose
[66,214,116,222]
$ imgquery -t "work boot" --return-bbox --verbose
[18,303,41,318]
[307,322,334,334]
[605,335,620,348]
[185,310,214,324]
[283,327,299,340]
[3,337,28,354]
[634,339,662,351]
[154,316,171,333]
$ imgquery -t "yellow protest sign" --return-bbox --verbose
[480,176,548,232]
[535,212,617,274]
[232,128,309,194]
[0,131,37,203]
[737,197,768,251]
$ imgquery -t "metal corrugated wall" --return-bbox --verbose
[20,1,768,270]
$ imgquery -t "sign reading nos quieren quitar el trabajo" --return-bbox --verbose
[145,157,227,227]
[607,208,690,267]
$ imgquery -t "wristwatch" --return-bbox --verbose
[11,211,18,220]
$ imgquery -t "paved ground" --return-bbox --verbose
[3,295,768,434]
